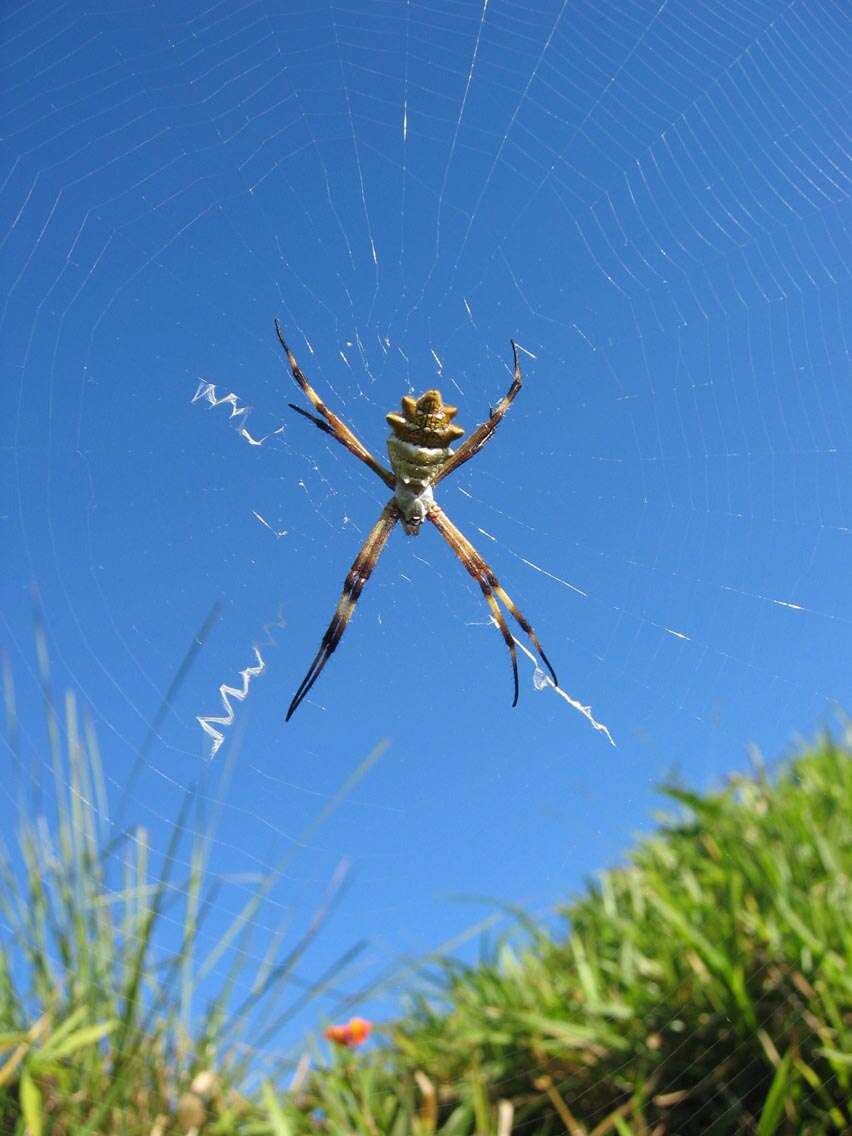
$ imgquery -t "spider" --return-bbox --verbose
[276,319,558,720]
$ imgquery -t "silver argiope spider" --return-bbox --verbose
[277,320,558,720]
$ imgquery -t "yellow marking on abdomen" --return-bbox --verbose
[387,436,450,485]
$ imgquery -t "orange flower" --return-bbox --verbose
[324,1016,373,1048]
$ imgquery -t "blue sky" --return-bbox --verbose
[2,0,850,1066]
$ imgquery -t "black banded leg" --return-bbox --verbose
[428,506,520,706]
[435,340,523,485]
[429,504,558,695]
[275,320,396,490]
[286,501,399,720]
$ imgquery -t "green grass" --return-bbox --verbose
[277,735,850,1136]
[0,633,381,1135]
[1,645,849,1134]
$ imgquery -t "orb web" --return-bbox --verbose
[2,0,850,1076]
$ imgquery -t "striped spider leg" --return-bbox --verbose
[275,319,396,489]
[433,339,523,485]
[430,341,556,701]
[276,321,399,718]
[285,500,399,721]
[428,504,558,705]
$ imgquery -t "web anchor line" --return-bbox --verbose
[507,627,615,747]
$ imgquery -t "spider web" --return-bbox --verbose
[2,0,850,1084]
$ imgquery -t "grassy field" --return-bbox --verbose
[1,664,849,1134]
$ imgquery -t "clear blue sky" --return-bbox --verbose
[2,0,850,1066]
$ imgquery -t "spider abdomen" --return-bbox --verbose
[386,389,463,457]
[385,387,465,494]
[386,436,449,486]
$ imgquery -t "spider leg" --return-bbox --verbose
[434,340,523,485]
[286,500,399,720]
[275,320,396,490]
[428,504,558,699]
[287,402,335,435]
[430,508,519,704]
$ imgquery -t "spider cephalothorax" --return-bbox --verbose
[276,320,557,719]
